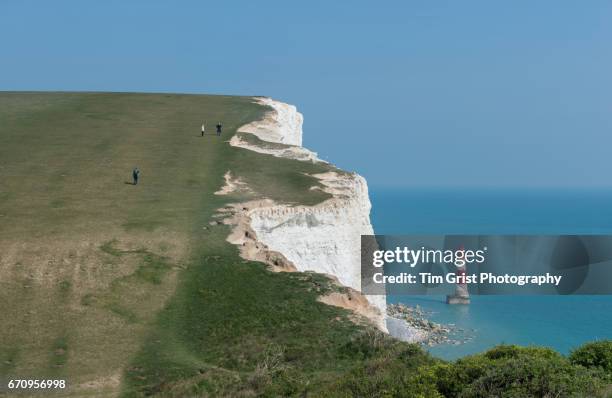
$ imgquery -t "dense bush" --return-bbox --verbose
[455,353,603,397]
[322,331,443,397]
[569,340,612,374]
[325,343,610,398]
[435,345,606,398]
[144,337,612,396]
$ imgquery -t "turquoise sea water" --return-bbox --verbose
[370,189,612,360]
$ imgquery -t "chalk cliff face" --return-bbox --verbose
[229,97,387,329]
[238,97,303,146]
[230,97,319,162]
[247,171,387,315]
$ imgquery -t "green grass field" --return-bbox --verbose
[1,92,610,398]
[0,92,382,397]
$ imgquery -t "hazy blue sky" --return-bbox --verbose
[2,1,611,189]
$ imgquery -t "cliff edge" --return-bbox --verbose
[223,97,390,331]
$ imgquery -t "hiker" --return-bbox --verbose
[201,123,205,137]
[132,167,140,185]
[216,122,222,136]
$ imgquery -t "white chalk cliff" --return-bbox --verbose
[247,171,388,321]
[228,97,421,339]
[238,97,304,146]
[230,97,320,162]
[227,97,386,331]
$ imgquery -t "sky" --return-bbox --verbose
[2,0,612,189]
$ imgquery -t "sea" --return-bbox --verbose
[369,188,612,360]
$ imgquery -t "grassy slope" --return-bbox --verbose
[0,92,385,397]
[3,93,608,398]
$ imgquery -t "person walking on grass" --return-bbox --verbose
[201,122,206,137]
[216,122,222,136]
[132,167,140,185]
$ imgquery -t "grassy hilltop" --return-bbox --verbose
[0,92,610,398]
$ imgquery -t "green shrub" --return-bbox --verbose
[459,355,604,398]
[570,340,612,374]
[325,342,442,397]
[435,345,607,398]
[484,344,561,361]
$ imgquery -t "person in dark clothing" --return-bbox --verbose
[216,122,222,136]
[132,167,140,185]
